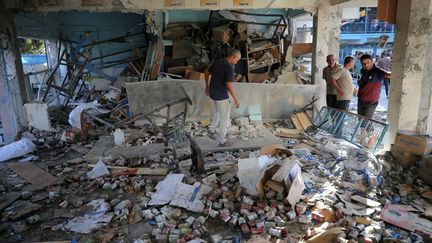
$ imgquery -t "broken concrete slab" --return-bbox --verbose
[85,135,168,163]
[24,103,52,131]
[191,127,281,153]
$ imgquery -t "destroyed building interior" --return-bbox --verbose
[1,0,432,242]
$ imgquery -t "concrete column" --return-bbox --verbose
[387,0,432,141]
[0,10,29,143]
[312,2,342,109]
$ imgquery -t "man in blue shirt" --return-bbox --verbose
[204,49,241,146]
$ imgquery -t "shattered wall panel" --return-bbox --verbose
[126,80,318,120]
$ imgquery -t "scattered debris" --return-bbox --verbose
[63,199,114,234]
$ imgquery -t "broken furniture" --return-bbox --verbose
[190,128,282,172]
[125,81,193,137]
[208,10,287,82]
[126,83,192,140]
[85,135,176,163]
[290,98,318,131]
[42,31,146,106]
[314,106,389,152]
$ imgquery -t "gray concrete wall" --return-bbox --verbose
[126,80,319,121]
[312,2,342,110]
[387,0,432,143]
[0,10,29,143]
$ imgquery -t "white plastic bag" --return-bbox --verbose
[0,138,36,162]
[87,160,109,179]
[68,101,101,129]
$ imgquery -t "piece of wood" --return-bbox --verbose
[306,227,345,243]
[275,128,301,138]
[291,111,313,131]
[8,162,59,190]
[291,114,303,130]
[87,164,168,176]
[129,62,141,75]
[265,180,285,194]
[259,144,291,156]
[296,112,313,130]
[423,191,432,201]
[150,37,164,80]
[0,192,20,211]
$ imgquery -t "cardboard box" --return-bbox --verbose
[394,131,432,155]
[213,24,232,44]
[167,66,192,76]
[291,111,313,131]
[188,71,205,81]
[377,0,397,24]
[380,204,432,237]
[390,144,421,168]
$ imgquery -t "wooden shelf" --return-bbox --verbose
[249,61,279,71]
[248,44,279,54]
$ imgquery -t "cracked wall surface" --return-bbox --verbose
[312,2,342,110]
[388,0,432,140]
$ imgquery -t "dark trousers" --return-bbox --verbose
[358,100,378,118]
[326,94,337,108]
[335,100,350,111]
[384,78,390,97]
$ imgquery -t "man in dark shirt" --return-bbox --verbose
[204,49,241,146]
[357,54,387,118]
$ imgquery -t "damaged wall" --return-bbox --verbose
[311,2,342,109]
[4,0,320,14]
[0,10,30,143]
[126,80,318,121]
[388,0,432,141]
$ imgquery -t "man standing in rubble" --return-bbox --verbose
[322,54,341,108]
[204,49,241,147]
[357,54,388,118]
[330,56,355,111]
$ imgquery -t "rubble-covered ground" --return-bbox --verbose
[0,119,431,243]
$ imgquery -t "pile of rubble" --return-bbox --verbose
[0,117,431,242]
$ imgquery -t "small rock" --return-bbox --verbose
[21,191,32,200]
[234,117,250,126]
[115,200,132,210]
[26,214,40,224]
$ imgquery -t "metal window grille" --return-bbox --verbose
[313,107,389,152]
